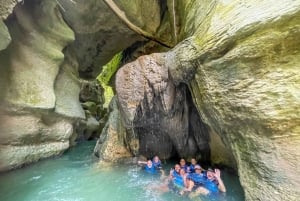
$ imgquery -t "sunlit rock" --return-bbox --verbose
[94,97,132,161]
[0,112,73,171]
[0,0,76,171]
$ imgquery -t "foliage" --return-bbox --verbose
[97,52,122,108]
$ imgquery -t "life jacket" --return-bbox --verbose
[188,173,206,185]
[152,160,161,169]
[189,164,199,173]
[172,171,184,187]
[144,165,156,174]
[204,179,219,193]
[180,165,188,172]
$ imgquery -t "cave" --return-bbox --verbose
[0,0,300,200]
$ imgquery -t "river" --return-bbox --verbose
[0,141,244,201]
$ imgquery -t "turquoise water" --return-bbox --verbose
[0,141,244,201]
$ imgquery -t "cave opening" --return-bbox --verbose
[128,83,213,167]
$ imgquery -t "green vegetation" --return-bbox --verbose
[97,52,122,108]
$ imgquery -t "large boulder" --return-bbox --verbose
[94,97,132,162]
[0,111,73,171]
[115,53,210,159]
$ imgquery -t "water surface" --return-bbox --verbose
[0,141,244,201]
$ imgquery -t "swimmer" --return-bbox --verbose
[138,159,156,174]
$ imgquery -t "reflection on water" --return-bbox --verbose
[0,141,244,201]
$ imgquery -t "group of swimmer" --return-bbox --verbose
[138,156,226,198]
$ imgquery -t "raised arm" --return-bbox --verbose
[214,169,226,193]
[137,160,147,165]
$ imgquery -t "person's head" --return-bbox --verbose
[174,164,181,173]
[153,156,160,163]
[179,158,186,166]
[191,158,197,165]
[179,168,186,176]
[207,168,215,180]
[147,160,153,168]
[194,165,202,174]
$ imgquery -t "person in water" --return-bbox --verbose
[188,158,199,173]
[152,156,162,170]
[145,164,182,194]
[138,159,156,173]
[138,156,162,170]
[155,164,188,194]
[188,168,226,197]
[179,158,188,172]
[185,165,206,192]
[203,168,226,194]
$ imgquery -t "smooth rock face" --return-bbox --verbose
[0,111,73,171]
[0,0,299,200]
[171,1,300,200]
[0,0,77,171]
[0,20,11,50]
[116,54,210,159]
[57,0,146,79]
[54,50,85,119]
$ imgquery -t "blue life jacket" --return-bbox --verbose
[204,179,219,193]
[172,171,184,187]
[180,165,188,172]
[152,160,161,169]
[188,173,206,185]
[189,164,200,173]
[144,165,156,174]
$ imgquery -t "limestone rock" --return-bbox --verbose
[0,0,17,51]
[113,1,300,199]
[0,111,73,171]
[0,0,18,19]
[57,0,145,78]
[94,97,132,161]
[0,0,76,171]
[116,54,210,159]
[0,0,74,108]
[77,80,106,140]
[0,142,69,171]
[170,0,300,200]
[54,50,85,119]
[0,20,11,50]
[79,80,104,104]
[209,129,236,168]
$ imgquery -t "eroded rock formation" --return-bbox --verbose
[94,97,132,162]
[104,0,300,200]
[115,53,210,160]
[0,0,77,171]
[0,0,300,200]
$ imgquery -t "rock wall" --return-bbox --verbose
[154,0,300,200]
[186,1,300,200]
[0,0,160,171]
[111,0,300,200]
[115,53,210,160]
[94,97,132,162]
[0,0,79,171]
[0,0,299,200]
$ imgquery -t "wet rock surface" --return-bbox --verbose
[0,1,299,200]
[116,54,210,159]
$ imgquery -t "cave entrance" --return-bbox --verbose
[129,83,212,166]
